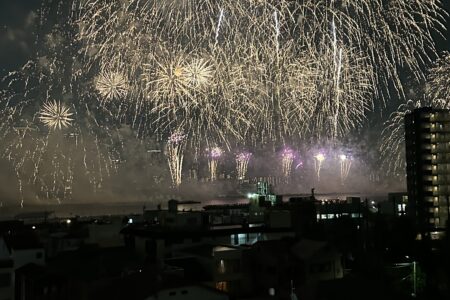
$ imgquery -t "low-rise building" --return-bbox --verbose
[145,284,229,300]
[0,232,45,300]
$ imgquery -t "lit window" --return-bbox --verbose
[216,281,228,292]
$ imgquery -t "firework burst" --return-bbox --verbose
[75,0,446,143]
[427,52,450,107]
[38,101,74,130]
[185,58,214,91]
[144,55,190,100]
[94,70,129,102]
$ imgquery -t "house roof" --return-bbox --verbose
[121,224,293,239]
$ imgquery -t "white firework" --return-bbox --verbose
[208,146,223,181]
[144,56,190,99]
[185,58,214,91]
[281,148,294,178]
[339,154,352,185]
[236,152,251,180]
[314,153,326,181]
[38,101,74,130]
[167,131,187,188]
[95,70,129,101]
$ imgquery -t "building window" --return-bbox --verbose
[216,281,228,292]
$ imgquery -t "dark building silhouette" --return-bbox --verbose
[405,107,450,240]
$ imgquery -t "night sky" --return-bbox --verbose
[0,1,449,205]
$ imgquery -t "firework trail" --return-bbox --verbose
[166,131,187,188]
[236,151,251,181]
[314,153,326,182]
[208,146,223,181]
[281,148,294,179]
[427,52,450,107]
[215,8,225,46]
[380,100,427,175]
[339,154,352,185]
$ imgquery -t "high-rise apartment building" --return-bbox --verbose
[405,107,450,240]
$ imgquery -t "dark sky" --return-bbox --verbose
[0,0,41,73]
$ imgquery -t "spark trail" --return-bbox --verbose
[208,146,223,181]
[166,131,187,188]
[236,152,251,181]
[314,153,326,182]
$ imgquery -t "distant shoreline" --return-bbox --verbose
[0,192,390,220]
